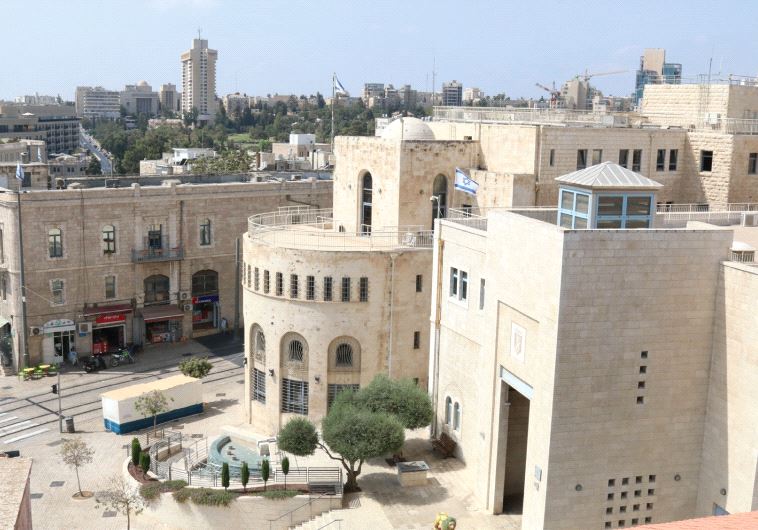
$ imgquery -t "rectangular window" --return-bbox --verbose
[276,272,283,296]
[413,331,420,349]
[416,274,423,292]
[656,149,665,171]
[51,279,64,305]
[48,228,63,258]
[263,270,270,294]
[102,225,116,254]
[632,149,642,171]
[147,225,162,250]
[549,149,555,167]
[449,267,459,297]
[105,275,116,299]
[479,278,485,310]
[199,219,211,246]
[306,275,315,300]
[460,271,468,301]
[252,368,266,404]
[598,196,624,215]
[281,378,309,415]
[669,149,678,171]
[290,274,298,298]
[359,277,368,302]
[327,384,359,409]
[592,149,603,165]
[1,275,7,300]
[324,277,333,301]
[254,267,259,290]
[576,149,588,170]
[749,153,758,175]
[700,150,713,172]
[341,277,351,302]
[619,149,629,168]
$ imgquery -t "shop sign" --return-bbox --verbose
[96,313,126,325]
[42,319,75,332]
[192,294,219,304]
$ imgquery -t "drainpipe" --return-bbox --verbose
[386,253,397,378]
[430,228,444,438]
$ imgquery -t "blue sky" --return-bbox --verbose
[3,0,757,101]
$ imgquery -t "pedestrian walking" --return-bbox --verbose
[220,317,228,336]
[68,347,78,367]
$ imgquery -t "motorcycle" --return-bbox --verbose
[110,347,135,367]
[82,356,106,373]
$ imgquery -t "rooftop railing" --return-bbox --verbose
[433,106,631,128]
[248,206,434,251]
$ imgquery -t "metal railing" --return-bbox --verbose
[433,106,631,127]
[249,207,433,251]
[266,492,339,530]
[131,246,184,263]
[446,206,558,231]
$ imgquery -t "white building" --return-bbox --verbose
[181,38,218,121]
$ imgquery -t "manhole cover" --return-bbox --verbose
[102,511,117,518]
[49,481,65,487]
[47,440,63,447]
[30,493,43,499]
[215,393,226,397]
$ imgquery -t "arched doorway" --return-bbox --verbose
[432,174,448,226]
[144,275,170,304]
[192,270,220,331]
[360,172,373,234]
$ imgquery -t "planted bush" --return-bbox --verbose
[261,459,270,491]
[172,487,236,506]
[179,356,213,379]
[139,480,187,501]
[131,438,142,467]
[281,456,290,489]
[139,452,151,474]
[262,489,299,500]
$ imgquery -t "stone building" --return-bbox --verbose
[428,163,757,528]
[0,175,331,373]
[120,81,160,116]
[75,86,121,119]
[0,103,79,154]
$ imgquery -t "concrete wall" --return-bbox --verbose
[696,262,758,515]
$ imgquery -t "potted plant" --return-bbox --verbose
[47,364,58,376]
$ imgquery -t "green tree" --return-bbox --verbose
[240,461,249,493]
[95,474,145,530]
[278,376,432,492]
[85,155,102,175]
[261,459,270,492]
[281,456,290,490]
[131,438,142,467]
[221,462,230,491]
[60,438,95,496]
[139,452,151,474]
[179,356,213,378]
[134,390,172,436]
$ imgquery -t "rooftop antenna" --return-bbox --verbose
[432,57,436,106]
[197,27,202,40]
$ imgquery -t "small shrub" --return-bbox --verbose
[139,452,151,473]
[261,459,270,491]
[179,356,213,379]
[188,488,237,506]
[131,438,142,467]
[262,489,299,500]
[139,480,187,501]
[281,456,290,489]
[172,488,191,503]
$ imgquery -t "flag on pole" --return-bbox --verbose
[454,167,478,195]
[15,162,24,182]
[37,146,42,163]
[334,75,348,96]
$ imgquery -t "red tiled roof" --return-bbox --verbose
[636,511,758,529]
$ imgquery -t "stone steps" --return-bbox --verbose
[290,509,337,530]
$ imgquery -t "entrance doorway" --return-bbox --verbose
[92,324,125,354]
[502,386,530,514]
[53,330,75,363]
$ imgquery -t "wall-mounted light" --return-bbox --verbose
[268,368,275,377]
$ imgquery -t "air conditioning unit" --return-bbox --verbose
[741,212,758,226]
[29,326,41,336]
[183,304,192,312]
[180,291,190,300]
[78,322,92,334]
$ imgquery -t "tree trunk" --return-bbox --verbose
[127,508,131,530]
[75,466,82,495]
[153,415,157,436]
[344,469,359,493]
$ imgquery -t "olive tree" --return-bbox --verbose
[134,390,173,436]
[178,356,213,379]
[60,438,95,496]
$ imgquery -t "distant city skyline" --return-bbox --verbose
[4,0,757,103]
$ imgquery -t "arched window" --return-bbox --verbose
[48,228,63,258]
[335,343,353,367]
[432,174,448,225]
[288,340,304,362]
[192,270,218,296]
[453,402,461,431]
[256,330,266,353]
[144,274,170,304]
[360,172,372,235]
[102,225,116,254]
[445,397,452,425]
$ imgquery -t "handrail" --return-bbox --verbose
[316,520,343,529]
[266,491,335,530]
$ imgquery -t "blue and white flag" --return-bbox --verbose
[15,162,23,182]
[454,167,478,195]
[334,75,348,96]
[37,146,42,162]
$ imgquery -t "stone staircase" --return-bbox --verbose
[290,509,342,530]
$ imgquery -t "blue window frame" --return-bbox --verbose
[594,193,654,229]
[557,188,591,229]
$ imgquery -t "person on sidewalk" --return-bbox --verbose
[68,347,78,367]
[220,317,228,336]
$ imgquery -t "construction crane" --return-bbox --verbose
[577,69,628,82]
[535,81,560,108]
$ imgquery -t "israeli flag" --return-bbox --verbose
[454,167,478,195]
[334,75,348,96]
[15,162,23,182]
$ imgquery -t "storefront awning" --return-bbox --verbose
[142,305,185,323]
[83,303,133,317]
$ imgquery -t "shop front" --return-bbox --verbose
[84,303,133,355]
[42,319,76,365]
[142,305,185,344]
[0,317,12,369]
[192,294,219,331]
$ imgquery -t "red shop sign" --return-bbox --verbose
[95,313,126,325]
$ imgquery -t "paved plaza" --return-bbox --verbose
[0,337,519,529]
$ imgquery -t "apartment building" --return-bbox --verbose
[159,83,180,114]
[0,104,79,154]
[0,175,331,373]
[120,81,160,116]
[428,163,757,528]
[181,38,218,120]
[75,86,121,119]
[442,80,463,106]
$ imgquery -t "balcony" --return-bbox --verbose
[131,246,184,263]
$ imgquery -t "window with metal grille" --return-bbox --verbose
[323,277,333,301]
[749,153,757,174]
[263,270,270,293]
[335,343,353,367]
[254,267,259,290]
[327,384,359,409]
[341,277,351,302]
[254,329,266,361]
[276,272,283,296]
[288,340,304,362]
[306,275,315,300]
[359,277,368,302]
[252,368,266,404]
[416,274,423,292]
[656,149,665,171]
[281,378,308,414]
[290,274,299,298]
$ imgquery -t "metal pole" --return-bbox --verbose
[331,73,335,153]
[16,190,29,369]
[233,237,240,340]
[57,366,63,433]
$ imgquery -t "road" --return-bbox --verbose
[79,127,113,175]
